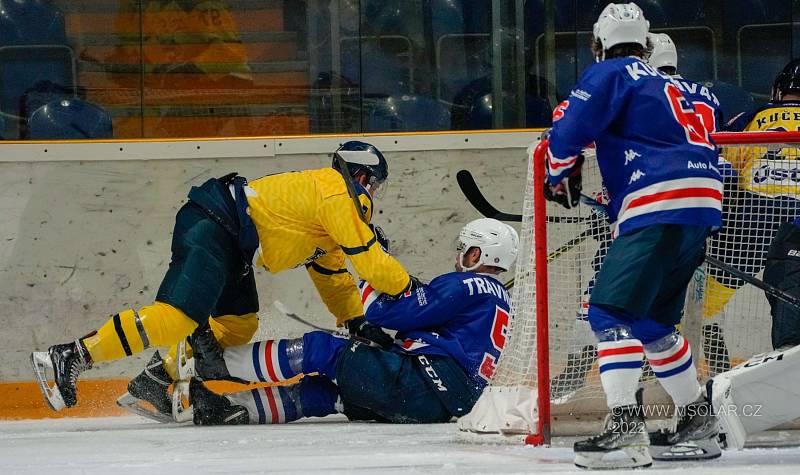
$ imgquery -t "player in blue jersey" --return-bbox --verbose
[551,33,729,403]
[545,4,723,469]
[649,33,723,133]
[184,218,519,426]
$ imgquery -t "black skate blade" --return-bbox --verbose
[574,445,653,470]
[30,351,66,411]
[117,392,176,423]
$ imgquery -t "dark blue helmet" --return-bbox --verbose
[333,141,388,192]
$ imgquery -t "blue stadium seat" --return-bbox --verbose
[341,39,413,98]
[366,95,451,132]
[28,99,113,139]
[0,0,67,45]
[450,75,553,129]
[460,92,552,129]
[0,45,75,131]
[309,71,360,133]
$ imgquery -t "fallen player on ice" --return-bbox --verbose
[186,218,519,426]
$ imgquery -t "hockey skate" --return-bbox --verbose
[189,378,249,426]
[30,340,93,410]
[573,389,652,469]
[648,427,721,461]
[649,381,720,461]
[190,323,245,383]
[116,351,174,423]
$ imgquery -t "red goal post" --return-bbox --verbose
[458,130,800,445]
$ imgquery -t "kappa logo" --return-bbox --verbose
[628,169,646,184]
[624,149,641,165]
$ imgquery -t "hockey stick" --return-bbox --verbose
[273,301,338,333]
[457,170,525,222]
[457,169,608,222]
[704,255,800,311]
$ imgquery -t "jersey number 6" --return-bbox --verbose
[664,83,714,150]
[478,306,510,381]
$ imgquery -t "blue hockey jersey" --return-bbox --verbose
[671,74,723,133]
[548,57,723,237]
[360,272,511,390]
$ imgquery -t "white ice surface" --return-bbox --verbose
[3,415,800,474]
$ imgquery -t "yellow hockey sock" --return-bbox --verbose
[703,277,737,319]
[83,302,198,363]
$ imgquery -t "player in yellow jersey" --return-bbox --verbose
[31,141,415,416]
[703,59,800,372]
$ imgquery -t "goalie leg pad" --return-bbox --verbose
[711,343,800,449]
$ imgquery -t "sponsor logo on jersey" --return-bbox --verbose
[751,159,800,185]
[687,161,709,170]
[570,89,591,101]
[416,287,428,306]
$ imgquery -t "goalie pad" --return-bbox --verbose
[711,344,800,449]
[457,386,538,436]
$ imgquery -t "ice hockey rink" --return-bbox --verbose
[3,415,800,474]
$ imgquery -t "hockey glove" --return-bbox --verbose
[346,316,394,350]
[370,224,390,254]
[543,154,584,209]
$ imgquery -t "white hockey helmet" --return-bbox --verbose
[456,218,519,272]
[593,3,649,55]
[648,32,678,71]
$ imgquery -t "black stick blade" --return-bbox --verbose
[457,170,522,222]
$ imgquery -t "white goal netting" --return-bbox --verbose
[459,132,800,442]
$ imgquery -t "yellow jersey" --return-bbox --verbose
[724,102,800,198]
[246,168,410,325]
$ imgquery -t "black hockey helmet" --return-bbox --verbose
[772,58,800,101]
[332,141,388,192]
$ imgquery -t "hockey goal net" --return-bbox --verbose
[458,130,800,444]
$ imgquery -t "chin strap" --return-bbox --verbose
[458,252,483,272]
